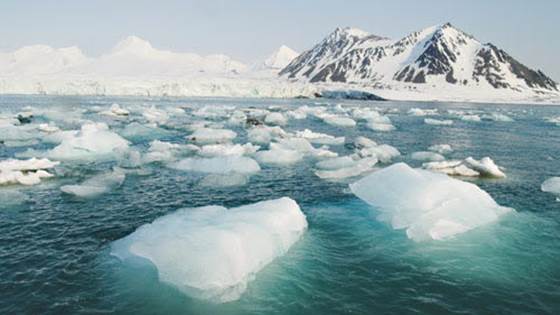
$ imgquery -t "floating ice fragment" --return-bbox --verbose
[541,177,560,198]
[321,114,356,128]
[315,157,377,179]
[424,118,453,126]
[349,163,513,241]
[408,108,438,116]
[423,157,506,178]
[199,143,260,157]
[60,169,125,198]
[411,151,445,162]
[428,144,453,154]
[0,158,59,186]
[187,128,237,144]
[170,156,260,174]
[264,112,288,126]
[295,129,344,146]
[111,197,307,302]
[47,122,129,161]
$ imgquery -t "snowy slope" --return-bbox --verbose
[263,45,299,70]
[281,23,558,97]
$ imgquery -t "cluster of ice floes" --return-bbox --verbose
[61,168,125,198]
[111,197,307,302]
[423,157,506,178]
[313,136,400,180]
[350,163,513,241]
[541,177,560,200]
[0,158,59,186]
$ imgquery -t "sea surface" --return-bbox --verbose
[1,95,560,314]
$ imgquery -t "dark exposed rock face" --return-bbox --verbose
[281,23,558,93]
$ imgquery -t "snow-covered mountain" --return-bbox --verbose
[263,45,299,70]
[0,45,89,76]
[280,23,558,94]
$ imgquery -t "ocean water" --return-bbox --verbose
[0,95,559,314]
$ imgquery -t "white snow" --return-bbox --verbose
[262,45,299,70]
[295,129,344,146]
[349,163,513,241]
[111,197,307,302]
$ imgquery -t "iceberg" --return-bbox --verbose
[111,197,307,302]
[264,112,288,126]
[411,151,445,162]
[349,163,513,241]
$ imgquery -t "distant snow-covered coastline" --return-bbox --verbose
[1,28,559,104]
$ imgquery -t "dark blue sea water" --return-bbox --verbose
[0,95,559,314]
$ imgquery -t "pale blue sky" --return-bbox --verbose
[0,0,558,80]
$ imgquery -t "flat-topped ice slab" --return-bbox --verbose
[111,197,307,303]
[350,163,513,241]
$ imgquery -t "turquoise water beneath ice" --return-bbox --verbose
[1,95,560,314]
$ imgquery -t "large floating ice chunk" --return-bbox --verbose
[111,197,307,303]
[349,163,513,241]
[47,122,129,161]
[424,118,453,126]
[264,112,288,126]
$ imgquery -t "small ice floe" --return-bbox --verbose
[408,108,438,116]
[295,129,344,146]
[545,116,560,126]
[120,122,169,141]
[101,103,130,117]
[199,173,248,188]
[350,163,513,241]
[482,112,514,122]
[321,114,356,128]
[352,137,400,163]
[198,143,260,157]
[314,156,377,180]
[541,177,560,200]
[192,105,236,120]
[170,156,261,174]
[0,158,59,186]
[362,112,395,131]
[424,118,453,126]
[187,128,237,144]
[60,169,125,198]
[264,112,288,126]
[227,110,247,126]
[143,140,192,164]
[428,144,453,155]
[411,151,445,162]
[111,197,307,303]
[0,189,28,207]
[247,125,287,145]
[47,122,130,161]
[38,123,60,133]
[460,114,481,122]
[142,106,169,124]
[255,143,304,166]
[423,156,506,178]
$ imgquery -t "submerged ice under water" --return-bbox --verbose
[1,95,560,314]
